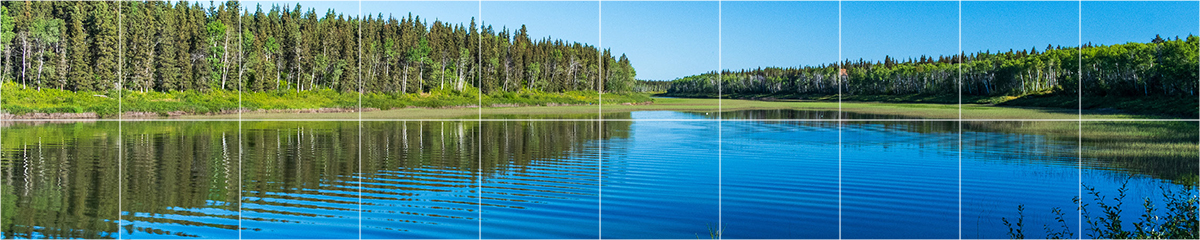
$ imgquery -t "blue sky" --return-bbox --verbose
[963,1,1078,55]
[723,1,837,71]
[603,1,718,80]
[235,1,1197,81]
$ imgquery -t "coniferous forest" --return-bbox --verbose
[0,1,637,96]
[668,35,1199,109]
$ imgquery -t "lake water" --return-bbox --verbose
[0,111,1195,239]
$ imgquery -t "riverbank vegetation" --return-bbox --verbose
[208,97,1139,120]
[665,35,1199,118]
[3,82,650,117]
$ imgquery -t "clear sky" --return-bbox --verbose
[603,1,718,80]
[964,1,1078,55]
[723,1,837,70]
[234,0,1197,81]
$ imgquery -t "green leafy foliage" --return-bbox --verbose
[666,36,1199,117]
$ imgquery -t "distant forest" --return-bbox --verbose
[669,35,1199,98]
[0,1,637,94]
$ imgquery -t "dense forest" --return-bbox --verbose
[668,35,1199,99]
[0,1,637,95]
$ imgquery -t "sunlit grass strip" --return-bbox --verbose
[0,83,651,118]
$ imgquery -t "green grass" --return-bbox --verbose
[0,82,121,116]
[660,90,1196,119]
[0,78,1181,121]
[1,83,650,118]
[286,97,1139,120]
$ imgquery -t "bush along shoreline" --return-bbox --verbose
[1,83,652,118]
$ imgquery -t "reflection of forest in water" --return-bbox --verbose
[703,109,1198,184]
[0,114,632,239]
[0,110,1195,238]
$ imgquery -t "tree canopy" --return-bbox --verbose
[0,1,637,94]
[669,36,1199,98]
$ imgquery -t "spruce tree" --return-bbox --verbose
[89,1,117,92]
[66,3,90,91]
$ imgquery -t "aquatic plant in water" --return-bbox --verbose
[1004,182,1198,239]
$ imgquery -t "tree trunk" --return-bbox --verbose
[418,61,425,94]
[36,43,44,91]
[439,56,446,90]
[22,35,29,89]
[403,63,409,94]
[3,47,11,87]
[59,43,68,90]
[145,42,157,93]
[221,29,230,90]
[504,59,510,92]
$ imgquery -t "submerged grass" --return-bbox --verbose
[963,121,1197,185]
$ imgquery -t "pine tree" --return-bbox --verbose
[66,2,90,91]
[89,1,117,92]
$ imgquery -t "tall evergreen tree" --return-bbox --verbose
[89,1,117,91]
[66,2,89,91]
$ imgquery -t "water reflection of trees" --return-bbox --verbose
[1,114,633,238]
[1,122,121,239]
[704,110,1199,184]
[121,121,241,238]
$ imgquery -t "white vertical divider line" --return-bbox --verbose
[957,1,963,240]
[1196,0,1199,231]
[1077,1,1083,238]
[0,0,5,234]
[117,1,124,239]
[477,0,484,239]
[716,1,722,239]
[837,1,843,239]
[0,1,4,233]
[357,1,363,239]
[597,0,604,238]
[237,4,244,239]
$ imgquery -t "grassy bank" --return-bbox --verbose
[0,77,1172,120]
[0,83,650,118]
[660,91,1197,118]
[234,96,1141,120]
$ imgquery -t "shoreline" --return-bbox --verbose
[657,93,1196,119]
[0,101,658,120]
[1,97,1157,120]
[1,107,376,119]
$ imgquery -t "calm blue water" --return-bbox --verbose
[1,112,1195,239]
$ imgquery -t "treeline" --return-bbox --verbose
[632,79,670,92]
[669,35,1199,98]
[0,1,636,94]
